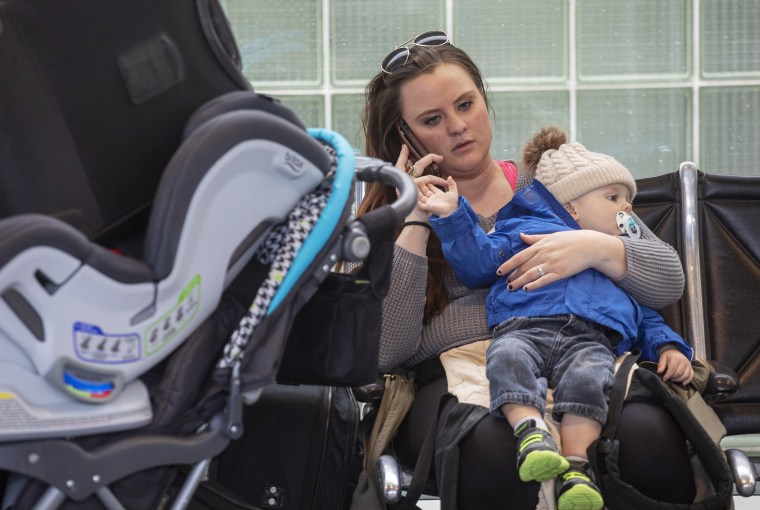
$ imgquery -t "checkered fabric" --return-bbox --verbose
[218,143,337,368]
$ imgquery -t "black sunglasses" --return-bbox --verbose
[381,30,450,74]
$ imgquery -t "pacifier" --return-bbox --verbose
[616,211,641,239]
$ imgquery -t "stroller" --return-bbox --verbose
[0,0,416,508]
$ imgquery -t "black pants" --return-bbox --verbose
[393,358,696,510]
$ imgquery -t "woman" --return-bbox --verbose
[358,32,695,508]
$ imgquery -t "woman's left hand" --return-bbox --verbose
[496,230,627,291]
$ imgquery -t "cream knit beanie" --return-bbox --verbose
[533,142,636,205]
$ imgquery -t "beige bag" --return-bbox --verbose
[439,340,491,408]
[660,363,729,503]
[665,364,727,445]
[349,373,415,510]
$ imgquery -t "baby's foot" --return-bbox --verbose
[555,459,603,510]
[513,419,569,482]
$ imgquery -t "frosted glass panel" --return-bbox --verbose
[455,0,566,83]
[220,0,321,85]
[577,1,690,81]
[700,87,760,175]
[489,92,570,162]
[331,0,444,85]
[331,94,366,153]
[577,89,692,178]
[273,95,325,130]
[701,0,760,78]
[218,2,760,177]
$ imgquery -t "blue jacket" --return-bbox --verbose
[429,180,692,361]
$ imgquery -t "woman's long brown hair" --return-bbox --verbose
[357,44,490,323]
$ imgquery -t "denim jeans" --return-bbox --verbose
[486,314,616,424]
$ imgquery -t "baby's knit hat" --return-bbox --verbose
[533,142,637,205]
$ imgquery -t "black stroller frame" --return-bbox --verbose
[0,0,417,507]
[0,117,416,510]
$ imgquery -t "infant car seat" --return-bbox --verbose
[0,97,330,435]
[0,99,413,509]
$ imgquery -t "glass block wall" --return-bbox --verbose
[220,0,760,178]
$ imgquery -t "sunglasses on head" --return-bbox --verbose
[381,30,450,74]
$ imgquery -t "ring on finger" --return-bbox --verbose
[536,265,545,278]
[407,164,418,178]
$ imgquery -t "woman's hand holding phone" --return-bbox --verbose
[394,143,442,180]
[405,151,443,177]
[397,120,441,176]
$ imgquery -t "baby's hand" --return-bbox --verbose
[657,349,694,385]
[417,175,459,218]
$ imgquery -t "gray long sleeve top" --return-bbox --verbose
[377,170,685,372]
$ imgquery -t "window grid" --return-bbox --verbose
[223,0,760,177]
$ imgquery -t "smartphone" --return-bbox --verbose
[397,120,440,175]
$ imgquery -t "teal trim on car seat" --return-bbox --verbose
[268,128,355,312]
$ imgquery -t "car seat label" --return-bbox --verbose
[73,323,140,364]
[143,275,201,356]
[71,276,201,364]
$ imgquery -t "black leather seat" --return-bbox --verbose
[636,163,760,497]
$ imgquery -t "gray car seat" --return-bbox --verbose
[0,98,414,509]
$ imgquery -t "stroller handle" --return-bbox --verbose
[337,156,417,261]
[354,156,417,222]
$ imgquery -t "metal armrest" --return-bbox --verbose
[726,448,759,497]
[696,359,739,401]
[378,454,413,504]
[353,377,385,404]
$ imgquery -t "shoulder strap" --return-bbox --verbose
[391,402,440,510]
[392,396,488,510]
[591,352,733,510]
[498,160,518,191]
[434,402,490,510]
[365,374,415,473]
[601,351,640,439]
[634,369,733,509]
[351,373,416,510]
